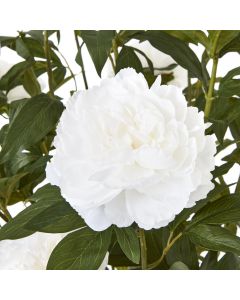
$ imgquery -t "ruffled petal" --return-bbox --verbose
[104,192,134,227]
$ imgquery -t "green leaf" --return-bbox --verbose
[0,173,28,204]
[114,227,140,264]
[116,46,142,73]
[144,227,170,269]
[208,30,240,56]
[0,184,62,240]
[80,30,116,76]
[170,181,235,232]
[128,46,154,73]
[216,252,240,270]
[0,124,8,146]
[25,201,85,233]
[169,261,189,270]
[0,61,33,92]
[47,227,112,270]
[135,31,204,80]
[230,118,240,145]
[191,194,240,226]
[20,37,62,66]
[209,120,228,144]
[223,148,240,164]
[201,251,240,270]
[166,234,199,270]
[200,251,218,270]
[187,224,240,255]
[0,90,7,105]
[52,66,66,91]
[0,36,16,47]
[16,37,33,61]
[165,30,208,47]
[116,30,144,46]
[23,68,41,96]
[6,152,38,175]
[0,94,64,162]
[219,33,240,57]
[219,67,240,98]
[209,95,240,143]
[26,31,44,43]
[212,161,234,179]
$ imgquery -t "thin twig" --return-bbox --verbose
[74,31,88,90]
[44,30,55,98]
[148,232,182,270]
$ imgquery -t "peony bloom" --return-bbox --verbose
[46,68,216,231]
[102,39,188,89]
[0,232,109,270]
[0,232,64,270]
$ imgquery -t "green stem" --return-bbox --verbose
[74,31,88,90]
[40,140,49,155]
[204,57,218,118]
[148,232,182,270]
[112,39,118,64]
[204,31,221,118]
[187,71,192,102]
[108,53,116,74]
[0,206,12,221]
[57,49,77,91]
[138,228,147,270]
[44,30,54,98]
[0,211,9,223]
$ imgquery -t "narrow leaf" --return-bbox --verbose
[0,94,64,162]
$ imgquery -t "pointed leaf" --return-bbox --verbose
[187,224,240,255]
[114,227,140,264]
[47,227,112,270]
[0,94,64,162]
[135,31,203,80]
[116,46,142,74]
[80,30,116,76]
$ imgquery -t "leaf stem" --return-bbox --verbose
[108,53,116,74]
[40,140,49,155]
[0,211,9,223]
[138,228,147,270]
[148,232,182,270]
[204,57,219,118]
[0,205,12,221]
[112,39,118,64]
[204,31,221,118]
[74,31,88,90]
[57,49,78,91]
[44,30,54,98]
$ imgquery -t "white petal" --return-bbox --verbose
[81,206,112,231]
[104,192,134,227]
[135,146,176,170]
[125,190,173,230]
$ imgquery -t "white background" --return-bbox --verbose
[0,1,240,299]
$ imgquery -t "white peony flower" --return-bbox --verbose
[46,68,216,231]
[0,232,64,269]
[0,59,45,103]
[101,39,188,89]
[0,232,109,270]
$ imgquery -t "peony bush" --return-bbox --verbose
[0,30,240,270]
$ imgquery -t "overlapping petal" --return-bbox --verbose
[47,68,216,231]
